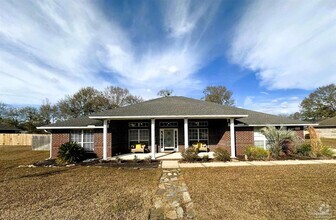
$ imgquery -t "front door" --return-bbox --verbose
[160,129,178,151]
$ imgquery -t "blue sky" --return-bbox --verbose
[1,0,336,115]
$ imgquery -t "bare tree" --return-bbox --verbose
[57,87,108,120]
[103,86,142,108]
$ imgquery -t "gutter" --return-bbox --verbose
[89,115,249,120]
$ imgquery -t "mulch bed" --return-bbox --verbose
[32,158,160,169]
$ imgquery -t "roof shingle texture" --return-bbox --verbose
[0,125,21,131]
[317,116,336,126]
[92,96,248,117]
[41,96,310,128]
[92,96,307,125]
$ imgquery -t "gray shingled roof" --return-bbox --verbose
[91,96,248,118]
[39,116,102,128]
[91,96,311,125]
[316,116,336,127]
[39,96,313,129]
[0,124,21,131]
[235,109,310,125]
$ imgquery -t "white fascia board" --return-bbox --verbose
[89,115,249,120]
[248,124,318,127]
[37,126,104,130]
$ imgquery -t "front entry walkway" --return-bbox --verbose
[149,169,196,219]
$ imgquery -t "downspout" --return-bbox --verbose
[44,129,52,159]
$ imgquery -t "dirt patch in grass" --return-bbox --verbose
[0,146,161,219]
[183,165,336,219]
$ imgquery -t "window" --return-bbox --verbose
[159,121,178,127]
[70,130,94,151]
[253,128,268,150]
[129,129,149,146]
[128,122,149,127]
[189,128,208,145]
[189,121,208,127]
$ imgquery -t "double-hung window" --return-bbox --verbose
[188,121,209,145]
[188,128,209,145]
[129,129,149,146]
[70,130,94,151]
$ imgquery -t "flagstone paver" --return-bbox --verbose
[149,169,196,219]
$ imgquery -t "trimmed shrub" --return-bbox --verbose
[57,142,85,163]
[244,146,269,160]
[145,156,152,163]
[182,147,199,162]
[296,143,311,156]
[213,148,231,162]
[317,146,334,158]
[201,154,210,162]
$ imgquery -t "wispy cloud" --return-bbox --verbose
[230,0,336,90]
[243,95,301,115]
[0,0,221,105]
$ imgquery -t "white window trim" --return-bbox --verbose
[128,129,150,147]
[70,130,94,151]
[189,128,209,143]
[159,128,178,151]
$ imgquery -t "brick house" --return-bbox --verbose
[38,96,312,159]
[314,116,336,138]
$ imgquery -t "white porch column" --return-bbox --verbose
[184,118,188,150]
[103,120,108,160]
[230,118,236,158]
[151,119,156,159]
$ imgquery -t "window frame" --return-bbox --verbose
[188,128,209,145]
[70,130,94,152]
[128,128,150,147]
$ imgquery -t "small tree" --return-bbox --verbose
[57,142,85,163]
[203,86,234,106]
[260,126,299,157]
[157,89,173,97]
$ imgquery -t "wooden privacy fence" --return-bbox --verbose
[0,134,51,148]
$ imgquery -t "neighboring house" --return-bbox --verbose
[0,124,21,133]
[38,96,313,159]
[314,116,336,138]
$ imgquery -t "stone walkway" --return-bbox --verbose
[149,169,195,219]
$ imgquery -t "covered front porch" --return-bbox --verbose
[100,117,242,160]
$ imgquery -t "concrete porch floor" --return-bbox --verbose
[109,152,215,160]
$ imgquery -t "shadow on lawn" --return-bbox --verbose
[0,167,71,183]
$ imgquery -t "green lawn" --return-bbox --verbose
[0,146,161,219]
[184,165,336,219]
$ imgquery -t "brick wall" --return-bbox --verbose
[51,131,70,158]
[94,130,112,157]
[294,129,304,139]
[51,129,112,159]
[207,119,254,156]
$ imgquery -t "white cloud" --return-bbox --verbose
[243,96,301,115]
[0,0,219,105]
[230,0,336,90]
